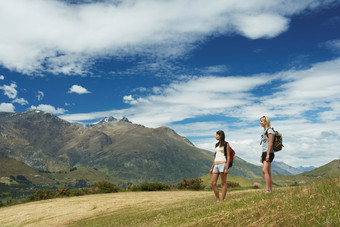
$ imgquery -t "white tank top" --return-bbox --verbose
[214,146,226,162]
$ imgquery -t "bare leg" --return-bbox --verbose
[220,173,227,200]
[262,161,272,192]
[211,173,220,201]
[268,163,272,191]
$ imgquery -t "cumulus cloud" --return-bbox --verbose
[233,13,289,39]
[30,104,67,114]
[0,0,337,75]
[0,75,4,80]
[0,83,17,99]
[68,85,91,94]
[0,103,15,112]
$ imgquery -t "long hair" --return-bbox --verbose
[260,116,271,130]
[215,130,226,147]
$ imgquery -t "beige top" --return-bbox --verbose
[214,146,226,163]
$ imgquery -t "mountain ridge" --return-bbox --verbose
[272,161,315,175]
[0,111,264,184]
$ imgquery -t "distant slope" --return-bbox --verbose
[272,161,315,175]
[300,159,340,178]
[0,155,117,187]
[0,155,54,186]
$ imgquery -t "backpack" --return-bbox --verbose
[224,142,235,168]
[266,128,284,152]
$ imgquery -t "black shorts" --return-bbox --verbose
[262,152,274,163]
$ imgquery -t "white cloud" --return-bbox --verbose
[12,98,29,105]
[36,90,44,101]
[68,85,91,94]
[123,95,138,104]
[0,0,336,75]
[60,57,340,167]
[0,75,4,80]
[0,103,15,112]
[30,104,67,114]
[322,39,340,53]
[200,65,229,74]
[233,13,289,39]
[0,83,17,99]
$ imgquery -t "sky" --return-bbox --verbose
[1,0,340,168]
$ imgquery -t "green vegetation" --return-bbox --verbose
[132,182,170,191]
[300,159,340,178]
[70,178,340,227]
[91,181,121,193]
[177,178,205,190]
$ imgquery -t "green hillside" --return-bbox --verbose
[0,155,54,185]
[300,159,340,178]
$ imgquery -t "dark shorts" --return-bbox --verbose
[262,152,274,163]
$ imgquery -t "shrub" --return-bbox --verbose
[6,197,13,205]
[134,182,169,191]
[178,178,205,190]
[126,184,135,191]
[227,181,241,188]
[56,187,70,197]
[71,188,93,196]
[0,200,3,207]
[29,189,55,201]
[92,181,121,193]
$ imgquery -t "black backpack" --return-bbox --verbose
[265,128,284,152]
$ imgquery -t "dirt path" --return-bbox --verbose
[0,191,212,227]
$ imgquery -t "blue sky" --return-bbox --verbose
[1,0,340,168]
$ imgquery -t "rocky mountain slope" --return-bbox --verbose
[0,111,263,184]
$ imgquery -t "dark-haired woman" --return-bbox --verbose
[260,116,275,193]
[209,130,230,202]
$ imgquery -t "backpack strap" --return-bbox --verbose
[265,127,275,137]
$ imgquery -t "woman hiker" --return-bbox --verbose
[260,116,275,193]
[210,130,231,202]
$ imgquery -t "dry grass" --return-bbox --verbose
[0,191,211,227]
[1,178,339,227]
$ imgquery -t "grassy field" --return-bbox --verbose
[200,172,315,190]
[0,178,339,226]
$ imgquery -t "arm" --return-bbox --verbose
[266,133,274,162]
[210,162,215,175]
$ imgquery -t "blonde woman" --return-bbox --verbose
[210,130,230,201]
[260,116,275,193]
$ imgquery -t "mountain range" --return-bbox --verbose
[271,161,315,175]
[0,110,266,186]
